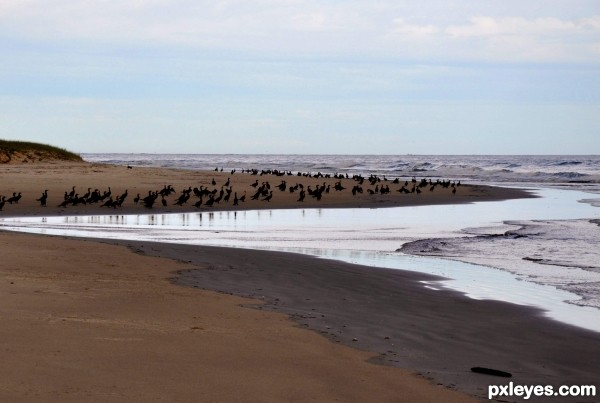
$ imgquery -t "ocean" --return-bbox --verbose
[83,154,600,189]
[3,154,600,331]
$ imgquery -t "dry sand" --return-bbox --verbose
[0,160,533,217]
[0,160,564,402]
[0,231,476,402]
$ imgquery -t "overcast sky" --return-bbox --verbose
[1,1,599,154]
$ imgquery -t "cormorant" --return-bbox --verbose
[262,191,273,202]
[37,190,48,207]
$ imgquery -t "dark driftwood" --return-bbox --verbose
[471,367,512,378]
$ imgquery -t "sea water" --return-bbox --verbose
[83,153,600,189]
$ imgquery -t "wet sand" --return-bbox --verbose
[3,160,594,402]
[138,241,600,402]
[0,231,475,402]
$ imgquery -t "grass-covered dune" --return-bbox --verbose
[0,140,83,163]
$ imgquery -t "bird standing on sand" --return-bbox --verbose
[142,191,158,208]
[82,188,91,200]
[117,189,128,205]
[37,190,48,207]
[100,197,115,208]
[7,192,22,204]
[297,189,305,202]
[204,195,215,207]
[57,200,68,208]
[262,191,273,202]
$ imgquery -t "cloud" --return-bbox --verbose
[0,0,359,45]
[384,14,600,63]
[0,1,599,63]
[446,16,588,37]
[391,18,439,36]
[442,16,600,62]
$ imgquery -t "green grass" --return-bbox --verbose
[0,139,83,162]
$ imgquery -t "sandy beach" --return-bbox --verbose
[0,161,533,217]
[0,231,478,402]
[3,160,598,402]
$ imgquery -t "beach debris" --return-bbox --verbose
[470,367,512,377]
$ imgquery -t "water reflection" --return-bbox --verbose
[1,187,599,332]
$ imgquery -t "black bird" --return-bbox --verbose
[37,190,48,207]
[133,193,140,204]
[7,192,22,204]
[142,191,158,208]
[159,185,176,196]
[250,188,262,200]
[174,192,190,206]
[297,189,305,202]
[117,189,128,205]
[262,191,273,202]
[72,194,87,206]
[100,187,112,201]
[82,188,91,200]
[87,189,101,204]
[100,197,115,208]
[0,196,6,211]
[204,195,215,207]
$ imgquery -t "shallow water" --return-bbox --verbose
[1,187,599,331]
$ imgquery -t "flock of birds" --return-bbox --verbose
[0,168,461,212]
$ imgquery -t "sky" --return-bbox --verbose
[1,0,599,154]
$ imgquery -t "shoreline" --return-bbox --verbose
[0,230,481,402]
[0,161,536,218]
[129,242,600,399]
[2,161,597,401]
[3,231,599,402]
